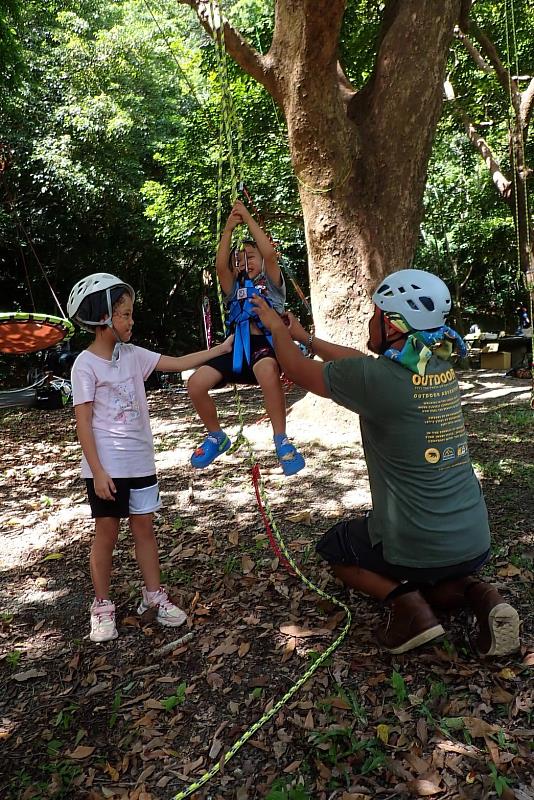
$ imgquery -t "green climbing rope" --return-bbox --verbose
[171,3,353,798]
[504,0,534,406]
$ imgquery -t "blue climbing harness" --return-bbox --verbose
[226,277,274,373]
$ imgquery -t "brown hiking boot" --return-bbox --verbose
[375,590,445,655]
[465,581,520,657]
[421,576,478,611]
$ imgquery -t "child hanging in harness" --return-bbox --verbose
[188,199,305,476]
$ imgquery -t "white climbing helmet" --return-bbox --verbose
[67,273,134,330]
[372,269,451,330]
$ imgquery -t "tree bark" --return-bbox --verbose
[179,0,463,347]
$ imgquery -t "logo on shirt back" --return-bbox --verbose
[412,369,456,386]
[424,448,440,464]
[442,446,455,462]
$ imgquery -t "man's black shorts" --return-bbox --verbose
[85,475,160,519]
[205,333,279,387]
[316,515,490,585]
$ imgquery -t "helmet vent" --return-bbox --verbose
[371,269,451,330]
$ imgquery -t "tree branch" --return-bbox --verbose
[459,261,474,292]
[350,0,461,150]
[176,0,279,100]
[462,21,521,113]
[337,62,357,110]
[455,28,492,74]
[520,77,534,129]
[444,84,512,200]
[459,0,473,30]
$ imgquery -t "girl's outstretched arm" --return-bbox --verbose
[156,334,234,373]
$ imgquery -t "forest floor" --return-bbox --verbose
[0,370,533,800]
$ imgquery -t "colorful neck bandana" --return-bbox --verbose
[383,312,467,376]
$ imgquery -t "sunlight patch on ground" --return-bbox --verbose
[462,384,530,402]
[0,503,88,570]
[14,586,72,612]
[457,370,531,405]
[340,487,372,508]
[155,447,189,470]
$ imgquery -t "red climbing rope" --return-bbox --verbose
[251,463,294,574]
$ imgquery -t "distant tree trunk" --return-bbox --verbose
[180,0,463,348]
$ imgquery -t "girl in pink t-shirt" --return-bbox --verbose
[68,273,232,642]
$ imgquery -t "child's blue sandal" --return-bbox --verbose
[191,431,231,468]
[274,434,305,476]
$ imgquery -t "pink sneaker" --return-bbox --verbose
[90,599,118,642]
[137,587,187,627]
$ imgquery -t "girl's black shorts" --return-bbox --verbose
[85,474,160,519]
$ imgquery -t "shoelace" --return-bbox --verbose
[149,591,173,611]
[93,606,115,622]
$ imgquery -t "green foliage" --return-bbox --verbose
[415,124,525,331]
[8,759,82,800]
[0,0,311,353]
[390,670,408,705]
[0,0,212,351]
[53,703,79,731]
[415,0,534,329]
[161,681,187,712]
[2,0,531,356]
[307,650,331,668]
[6,649,22,669]
[266,779,311,800]
[339,0,382,86]
[489,762,512,797]
[309,727,385,778]
[109,689,122,729]
[0,0,23,89]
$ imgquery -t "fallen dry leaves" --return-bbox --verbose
[0,384,532,799]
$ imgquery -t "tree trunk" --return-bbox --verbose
[273,0,462,346]
[182,0,463,347]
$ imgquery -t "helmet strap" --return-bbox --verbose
[101,287,127,363]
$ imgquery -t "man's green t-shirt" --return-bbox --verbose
[323,355,490,568]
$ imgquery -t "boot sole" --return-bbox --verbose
[385,623,445,655]
[481,603,520,656]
